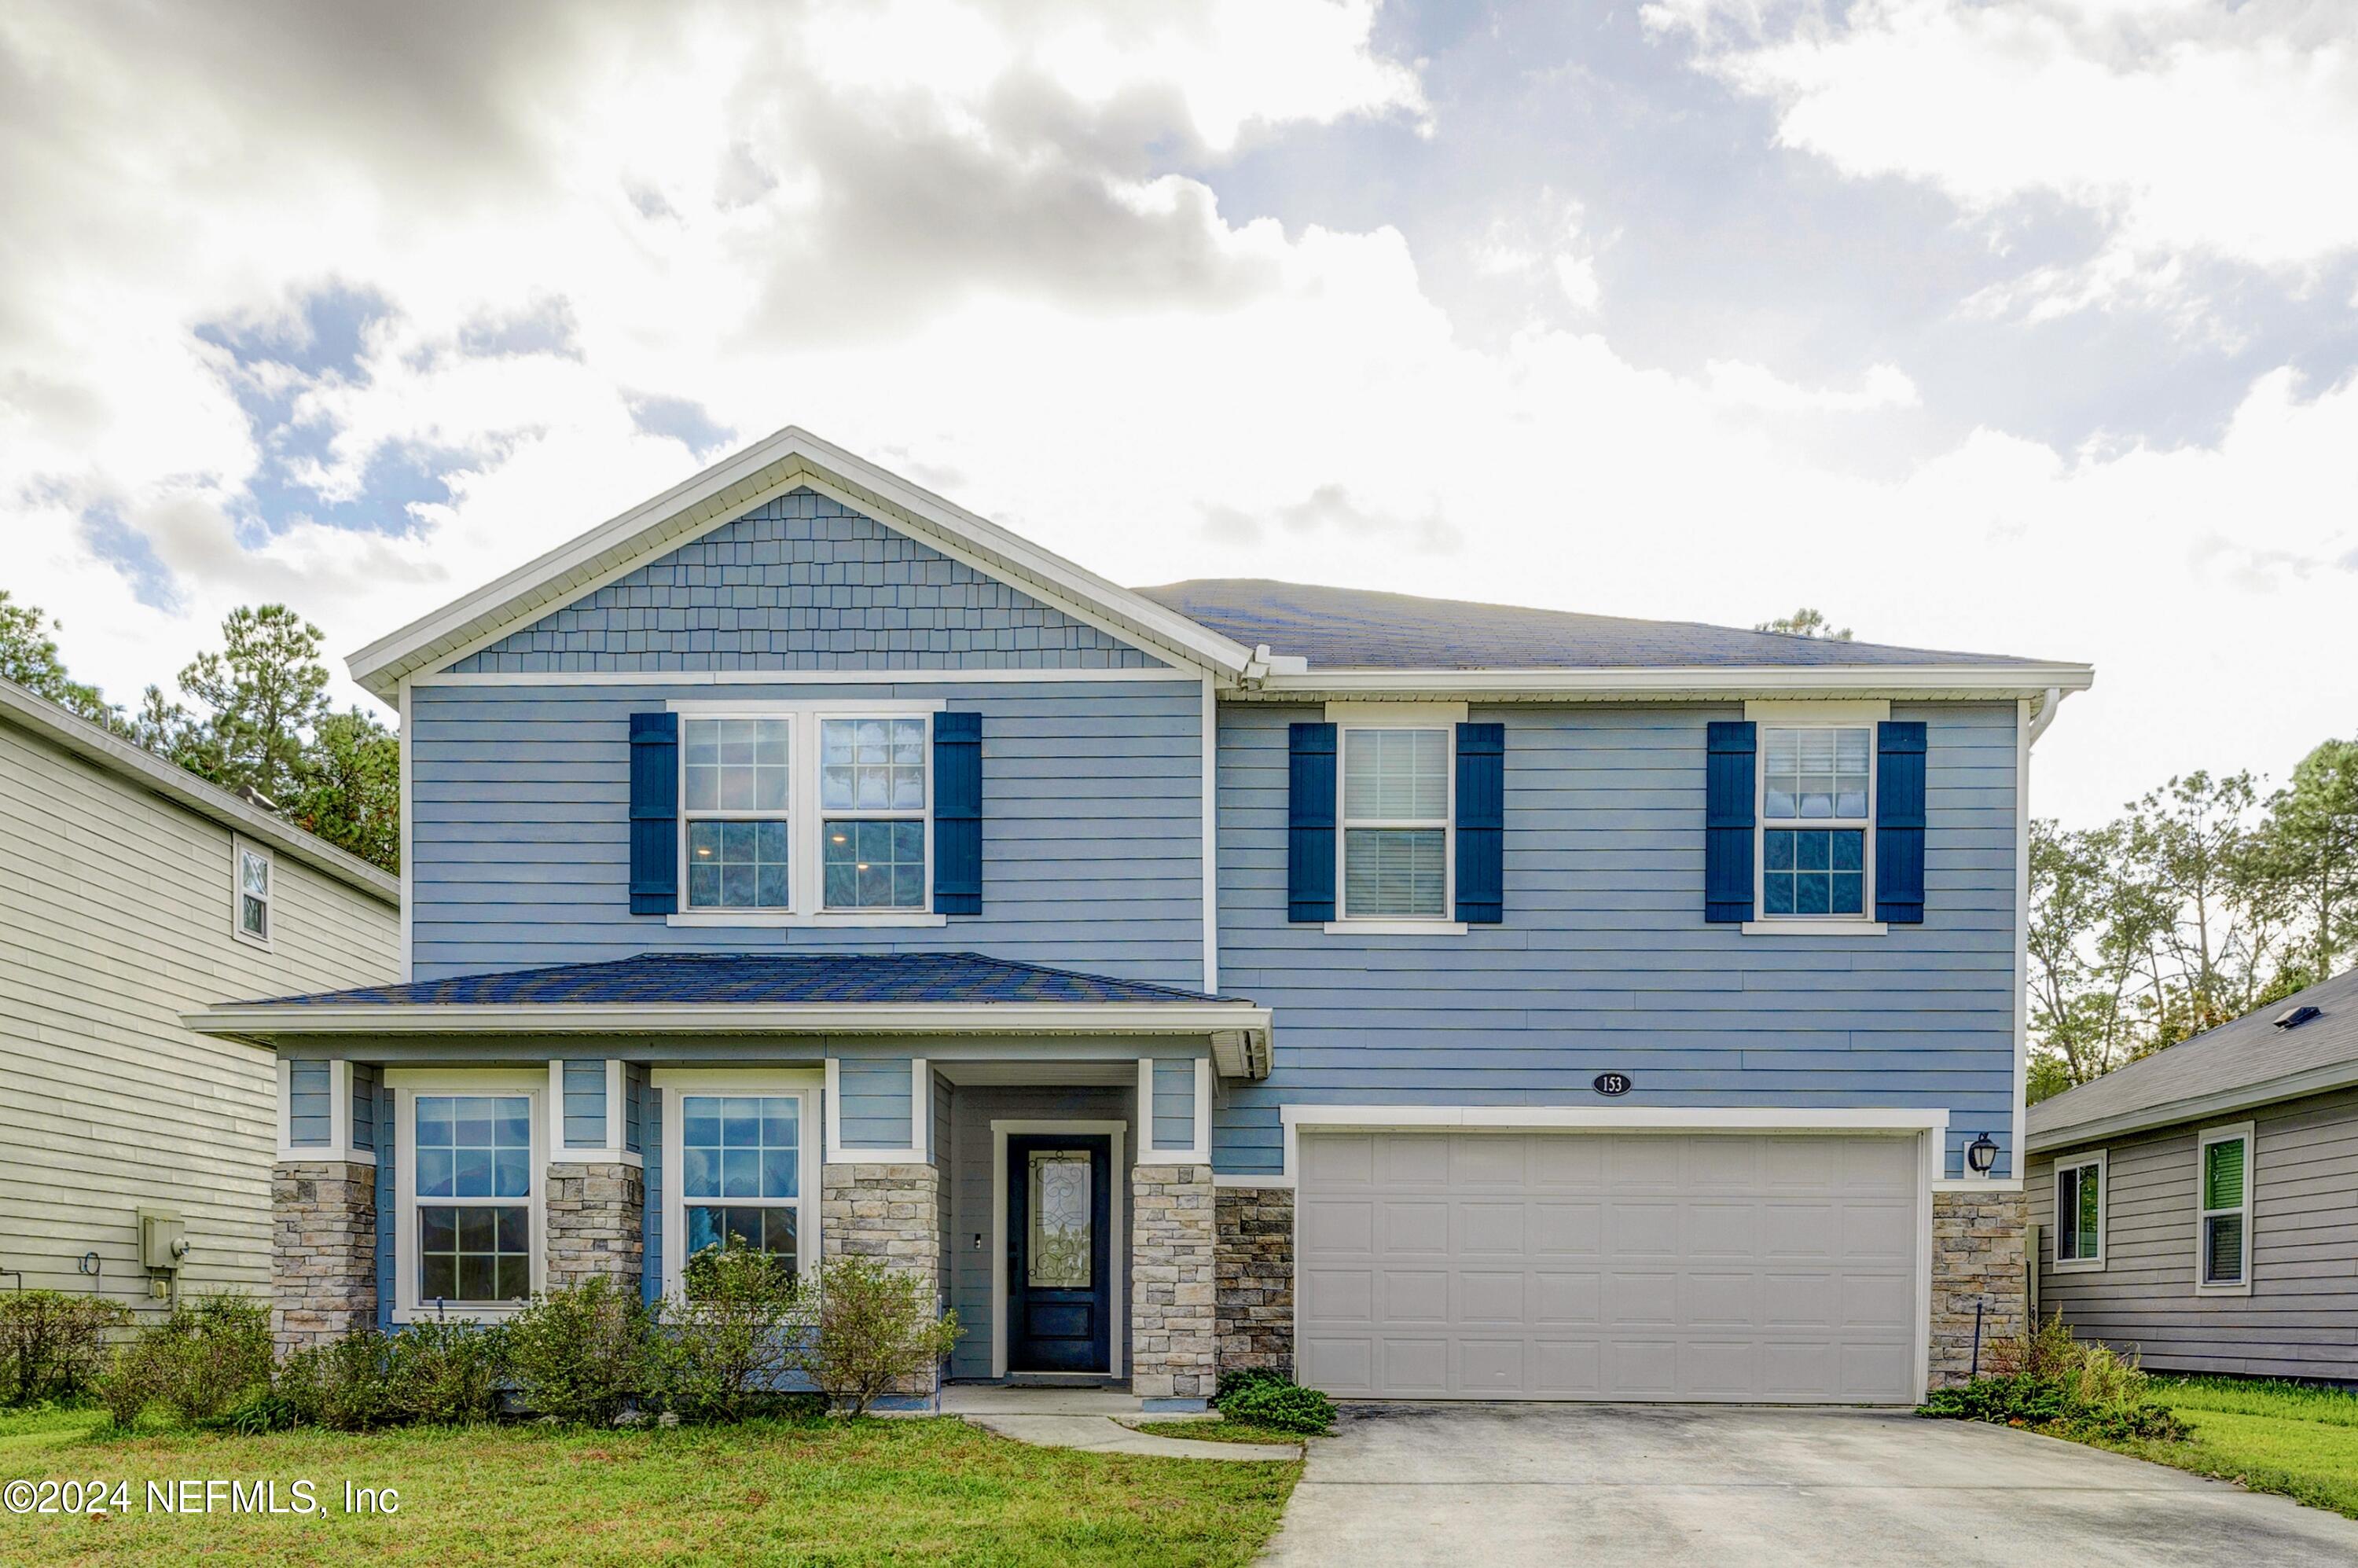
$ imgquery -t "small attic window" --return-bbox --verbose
[2273,1004,2322,1030]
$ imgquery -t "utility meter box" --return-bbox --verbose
[138,1210,187,1271]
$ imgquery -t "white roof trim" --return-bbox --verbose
[0,678,399,903]
[348,426,1256,700]
[1242,663,2095,702]
[2027,1059,2358,1154]
[184,999,1272,1045]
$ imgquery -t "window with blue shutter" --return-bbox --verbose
[1287,722,1338,923]
[629,712,679,914]
[1455,722,1504,924]
[1875,720,1926,924]
[1704,721,1757,924]
[934,711,982,915]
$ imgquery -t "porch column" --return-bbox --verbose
[1929,1188,2029,1388]
[1130,1163,1217,1403]
[272,1057,378,1353]
[545,1060,645,1290]
[820,1056,944,1400]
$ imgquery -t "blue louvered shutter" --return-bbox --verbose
[1876,720,1926,924]
[1287,722,1338,923]
[629,712,678,915]
[1455,722,1504,924]
[934,711,982,915]
[1705,721,1756,924]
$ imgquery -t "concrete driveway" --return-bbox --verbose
[1262,1404,2358,1567]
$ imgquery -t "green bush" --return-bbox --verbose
[658,1241,806,1423]
[0,1291,131,1406]
[786,1257,959,1416]
[91,1344,163,1433]
[505,1276,656,1425]
[1214,1370,1334,1434]
[149,1294,276,1427]
[278,1332,399,1432]
[389,1319,509,1425]
[1919,1313,2188,1442]
[212,1387,302,1434]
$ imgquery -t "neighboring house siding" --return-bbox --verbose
[445,488,1155,673]
[0,718,399,1313]
[2030,1088,2358,1381]
[1214,700,2021,1178]
[407,678,1207,984]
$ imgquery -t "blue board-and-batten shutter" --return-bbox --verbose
[1287,723,1338,923]
[1875,720,1927,924]
[1455,722,1504,924]
[1704,721,1757,924]
[629,712,678,915]
[933,711,982,916]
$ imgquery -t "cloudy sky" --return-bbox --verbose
[5,0,2354,824]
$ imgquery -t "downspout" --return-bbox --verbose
[2025,686,2065,748]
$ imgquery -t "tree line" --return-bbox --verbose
[0,590,398,872]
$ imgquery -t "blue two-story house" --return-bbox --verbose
[194,428,2091,1408]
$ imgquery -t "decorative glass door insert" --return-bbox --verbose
[1027,1151,1092,1288]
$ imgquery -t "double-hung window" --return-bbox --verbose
[683,717,793,910]
[233,840,273,946]
[2054,1153,2105,1271]
[2198,1124,2254,1291]
[678,1093,806,1285]
[1339,725,1452,920]
[1759,725,1872,919]
[821,718,927,910]
[410,1091,536,1309]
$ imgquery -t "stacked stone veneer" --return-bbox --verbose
[272,1161,376,1353]
[1930,1187,2029,1387]
[545,1162,645,1290]
[1131,1165,1217,1401]
[821,1162,946,1396]
[1214,1186,1295,1378]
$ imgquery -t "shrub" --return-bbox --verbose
[91,1344,164,1434]
[0,1290,131,1406]
[786,1258,958,1416]
[1214,1371,1335,1434]
[505,1276,656,1424]
[279,1333,399,1432]
[212,1387,301,1434]
[658,1241,806,1423]
[148,1294,276,1427]
[1920,1312,2188,1442]
[388,1319,509,1425]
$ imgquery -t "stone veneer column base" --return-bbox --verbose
[1131,1164,1217,1401]
[1214,1186,1295,1379]
[821,1162,944,1397]
[272,1159,376,1355]
[1929,1187,2029,1388]
[545,1162,646,1291]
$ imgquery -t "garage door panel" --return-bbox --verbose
[1298,1131,1923,1403]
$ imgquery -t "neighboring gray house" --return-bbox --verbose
[0,678,399,1318]
[2027,968,2358,1381]
[189,427,2092,1408]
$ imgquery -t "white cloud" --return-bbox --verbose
[1706,359,1919,413]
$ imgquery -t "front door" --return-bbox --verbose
[1006,1134,1112,1374]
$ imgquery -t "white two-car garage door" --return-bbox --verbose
[1297,1130,1923,1402]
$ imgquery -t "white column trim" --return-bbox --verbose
[821,1056,933,1165]
[276,1057,376,1164]
[1136,1056,1212,1166]
[546,1057,641,1166]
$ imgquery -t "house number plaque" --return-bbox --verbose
[1592,1072,1633,1096]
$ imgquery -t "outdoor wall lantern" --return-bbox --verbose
[1965,1133,2000,1175]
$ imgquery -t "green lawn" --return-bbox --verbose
[0,1405,1298,1566]
[2095,1377,2358,1521]
[1127,1418,1312,1447]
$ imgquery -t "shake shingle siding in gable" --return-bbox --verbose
[446,489,1157,673]
[1213,700,2021,1179]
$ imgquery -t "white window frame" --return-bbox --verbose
[1327,702,1464,934]
[667,699,945,927]
[232,837,274,949]
[1745,700,1886,936]
[652,1069,823,1297]
[2196,1121,2255,1296]
[2053,1150,2106,1272]
[387,1068,546,1324]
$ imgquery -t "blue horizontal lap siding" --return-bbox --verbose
[288,1059,332,1146]
[1153,1059,1196,1150]
[564,1060,607,1148]
[838,1058,914,1149]
[1216,701,2022,1180]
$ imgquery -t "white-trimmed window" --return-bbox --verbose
[820,717,927,911]
[233,839,274,946]
[1339,725,1452,920]
[392,1071,545,1319]
[683,715,792,910]
[654,1070,821,1295]
[1759,725,1874,920]
[2198,1122,2254,1292]
[2054,1152,2106,1271]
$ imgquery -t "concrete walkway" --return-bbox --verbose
[941,1385,1300,1462]
[1263,1403,2358,1567]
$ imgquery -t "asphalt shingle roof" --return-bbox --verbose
[1135,578,2048,671]
[2027,967,2358,1148]
[241,952,1236,1008]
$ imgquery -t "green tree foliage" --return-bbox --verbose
[288,709,400,872]
[166,604,333,803]
[1755,607,1853,641]
[0,591,116,725]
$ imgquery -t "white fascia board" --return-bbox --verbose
[1248,663,2095,703]
[185,1001,1273,1041]
[349,426,1254,699]
[1280,1105,1951,1133]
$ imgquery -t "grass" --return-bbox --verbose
[2087,1377,2358,1521]
[1127,1418,1313,1447]
[0,1405,1298,1566]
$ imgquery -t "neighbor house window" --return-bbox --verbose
[413,1093,534,1306]
[1760,725,1872,918]
[2198,1124,2253,1291]
[821,718,927,910]
[679,1094,803,1283]
[234,842,273,945]
[683,717,792,909]
[2055,1153,2105,1271]
[1339,726,1451,919]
